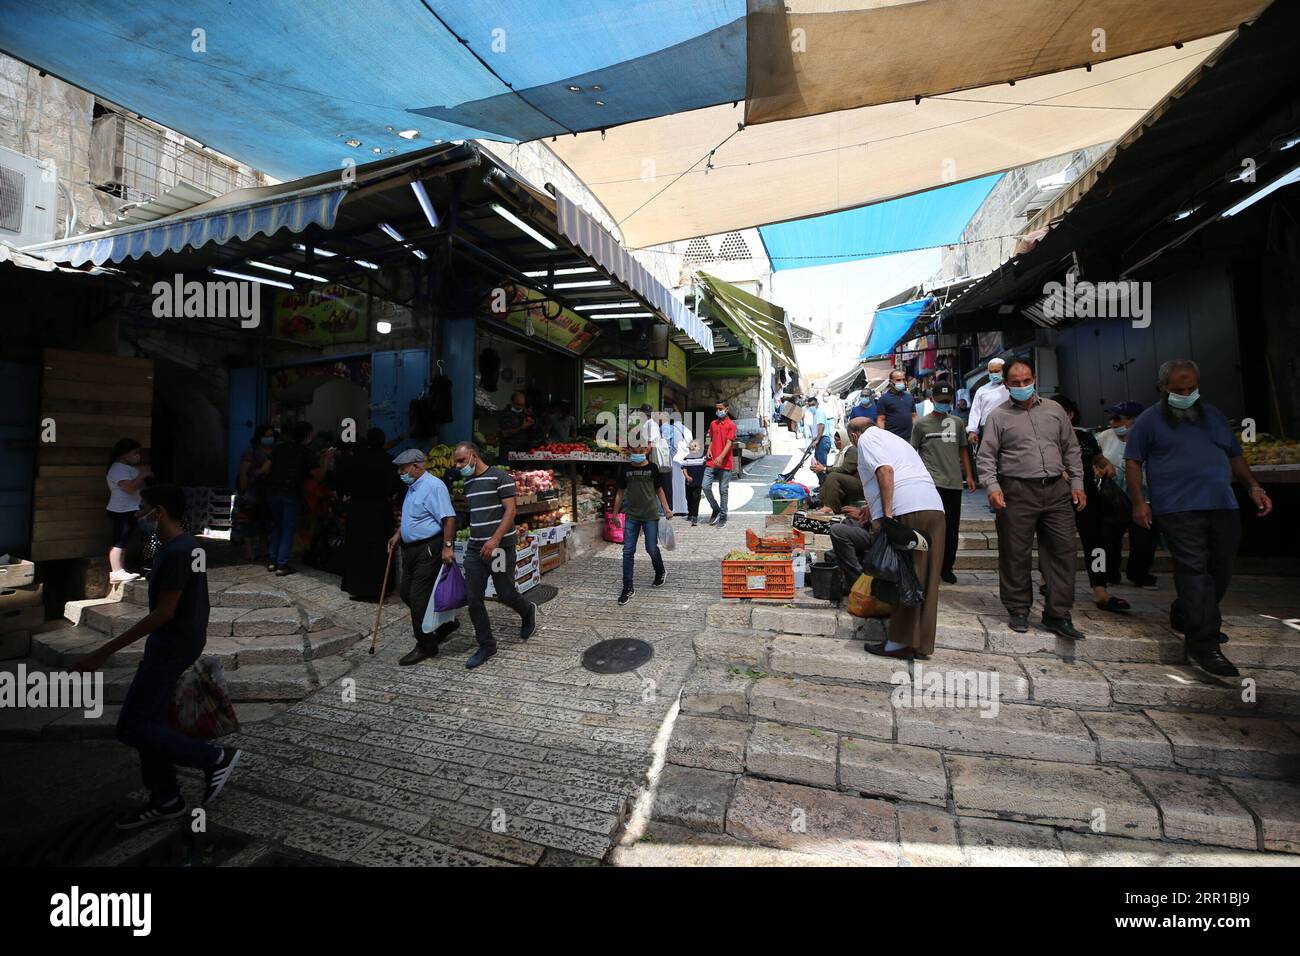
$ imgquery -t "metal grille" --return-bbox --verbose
[683,237,712,263]
[0,163,24,233]
[716,232,751,261]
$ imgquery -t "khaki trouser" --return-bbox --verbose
[994,476,1077,617]
[888,509,946,656]
[821,472,864,511]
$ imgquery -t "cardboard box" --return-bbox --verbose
[0,583,43,611]
[0,604,44,635]
[780,401,805,423]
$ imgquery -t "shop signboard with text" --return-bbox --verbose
[275,281,369,346]
[482,280,600,354]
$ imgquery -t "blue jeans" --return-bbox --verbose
[117,648,221,805]
[702,466,730,517]
[267,494,300,567]
[622,516,665,588]
[813,435,832,466]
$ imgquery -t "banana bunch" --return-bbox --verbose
[425,443,455,472]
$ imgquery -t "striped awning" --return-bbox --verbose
[25,185,348,267]
[555,192,713,353]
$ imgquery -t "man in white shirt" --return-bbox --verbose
[828,417,946,659]
[966,357,1010,459]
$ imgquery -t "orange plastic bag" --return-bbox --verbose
[847,573,893,619]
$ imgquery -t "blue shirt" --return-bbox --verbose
[809,405,830,439]
[1124,403,1242,515]
[876,390,917,440]
[849,402,876,422]
[400,472,456,542]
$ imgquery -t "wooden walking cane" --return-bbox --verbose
[369,546,396,655]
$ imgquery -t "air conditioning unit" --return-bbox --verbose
[0,144,58,248]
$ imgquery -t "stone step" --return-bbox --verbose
[897,699,1097,764]
[121,579,150,606]
[80,601,145,637]
[1099,661,1300,718]
[954,550,1175,571]
[1142,710,1300,778]
[63,596,124,627]
[767,635,900,686]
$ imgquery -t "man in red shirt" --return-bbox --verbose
[704,400,737,527]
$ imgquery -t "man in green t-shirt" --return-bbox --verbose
[612,443,673,606]
[911,386,976,584]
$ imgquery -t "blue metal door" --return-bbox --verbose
[370,349,430,445]
[227,367,265,487]
[0,361,38,557]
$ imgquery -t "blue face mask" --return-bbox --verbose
[1009,384,1036,402]
[715,410,726,418]
[1114,425,1130,437]
[400,471,416,486]
[893,382,906,392]
[458,464,476,477]
[138,509,159,537]
[630,453,648,465]
[261,436,274,447]
[1167,389,1200,410]
[989,372,1003,384]
[933,402,952,414]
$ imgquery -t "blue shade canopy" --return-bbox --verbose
[861,296,934,361]
[759,176,1001,271]
[0,0,745,181]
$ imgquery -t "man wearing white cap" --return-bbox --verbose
[388,449,458,666]
[966,357,1010,485]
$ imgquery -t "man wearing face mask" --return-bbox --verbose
[978,359,1087,642]
[911,386,976,584]
[876,369,918,440]
[1096,401,1158,590]
[613,442,672,606]
[498,390,536,464]
[388,449,458,666]
[452,442,537,669]
[966,357,1009,480]
[1124,359,1273,679]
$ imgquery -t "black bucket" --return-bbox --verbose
[810,561,845,602]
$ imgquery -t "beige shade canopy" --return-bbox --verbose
[550,33,1232,248]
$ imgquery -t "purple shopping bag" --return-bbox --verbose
[433,558,469,611]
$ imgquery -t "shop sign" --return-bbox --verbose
[483,280,601,354]
[275,282,368,345]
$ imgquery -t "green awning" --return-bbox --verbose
[696,272,799,370]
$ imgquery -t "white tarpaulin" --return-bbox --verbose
[551,33,1231,247]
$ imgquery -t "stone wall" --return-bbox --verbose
[689,376,763,420]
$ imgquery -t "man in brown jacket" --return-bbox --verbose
[977,359,1087,641]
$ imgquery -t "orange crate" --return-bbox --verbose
[746,527,806,553]
[722,557,796,600]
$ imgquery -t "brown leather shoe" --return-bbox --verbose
[398,645,437,666]
[863,642,916,659]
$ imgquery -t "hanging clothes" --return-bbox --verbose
[479,348,501,391]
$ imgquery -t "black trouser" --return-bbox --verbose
[1157,509,1240,653]
[399,535,448,650]
[828,520,873,578]
[995,475,1076,617]
[686,483,703,519]
[936,486,963,577]
[1104,521,1157,584]
[1074,494,1109,589]
[117,646,219,806]
[463,540,532,649]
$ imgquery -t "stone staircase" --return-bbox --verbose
[3,574,364,740]
[951,515,1174,573]
[615,593,1300,866]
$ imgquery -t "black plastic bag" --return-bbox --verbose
[865,531,903,582]
[896,555,925,607]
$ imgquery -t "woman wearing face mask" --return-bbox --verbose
[612,443,672,605]
[106,438,151,583]
[232,425,275,564]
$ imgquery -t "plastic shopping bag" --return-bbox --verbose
[170,657,240,739]
[847,573,893,619]
[433,557,468,612]
[864,531,903,582]
[658,517,676,551]
[422,562,462,635]
[603,513,625,543]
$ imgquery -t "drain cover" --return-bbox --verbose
[581,638,653,674]
[526,584,560,605]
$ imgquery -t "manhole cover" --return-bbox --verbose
[581,638,653,674]
[526,584,560,605]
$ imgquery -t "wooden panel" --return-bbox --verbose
[32,349,153,562]
[42,378,152,405]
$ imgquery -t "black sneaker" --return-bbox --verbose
[940,570,957,584]
[1042,613,1086,641]
[708,511,720,526]
[399,644,436,665]
[465,646,497,670]
[1188,646,1239,679]
[203,747,242,804]
[716,516,727,528]
[618,586,634,606]
[1008,612,1029,633]
[690,517,698,527]
[275,565,297,577]
[116,798,186,830]
[519,603,537,641]
[653,569,666,588]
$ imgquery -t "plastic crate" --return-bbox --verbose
[746,527,806,554]
[771,497,806,515]
[722,556,795,600]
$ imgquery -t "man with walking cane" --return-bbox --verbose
[389,449,458,666]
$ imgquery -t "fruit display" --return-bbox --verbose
[1240,434,1300,466]
[723,549,794,561]
[511,469,557,494]
[515,437,625,461]
[425,444,455,473]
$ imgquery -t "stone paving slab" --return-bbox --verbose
[667,715,751,773]
[840,736,948,806]
[748,675,893,739]
[897,700,1096,764]
[725,777,899,865]
[768,635,898,684]
[1143,710,1300,777]
[745,720,838,788]
[1081,711,1174,767]
[649,764,736,833]
[1132,769,1258,850]
[1219,777,1300,853]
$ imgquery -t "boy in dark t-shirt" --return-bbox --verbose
[75,485,241,829]
[613,444,673,606]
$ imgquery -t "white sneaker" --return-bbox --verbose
[109,570,140,584]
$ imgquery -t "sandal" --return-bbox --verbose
[1095,596,1130,613]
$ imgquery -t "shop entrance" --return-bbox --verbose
[268,355,373,443]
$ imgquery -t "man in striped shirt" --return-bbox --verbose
[453,442,537,669]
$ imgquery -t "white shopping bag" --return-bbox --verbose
[421,563,460,634]
[658,517,676,551]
